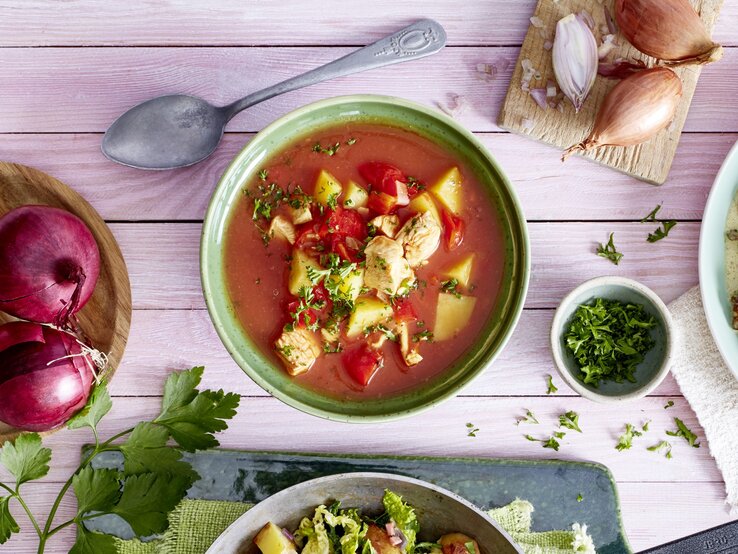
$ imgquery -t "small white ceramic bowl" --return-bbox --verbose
[550,276,674,403]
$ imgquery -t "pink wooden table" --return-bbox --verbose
[1,2,737,551]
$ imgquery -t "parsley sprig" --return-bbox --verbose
[666,417,700,448]
[596,233,623,265]
[616,423,643,451]
[641,204,677,243]
[0,367,238,551]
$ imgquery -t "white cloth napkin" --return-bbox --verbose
[669,286,738,515]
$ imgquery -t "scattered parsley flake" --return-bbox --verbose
[312,142,341,156]
[546,374,558,395]
[642,420,651,432]
[616,423,643,451]
[466,423,479,437]
[641,205,662,222]
[346,137,357,145]
[258,169,268,181]
[647,440,673,459]
[666,417,700,448]
[516,410,540,426]
[576,493,584,503]
[559,411,582,433]
[647,220,677,243]
[412,330,434,343]
[597,233,623,265]
[664,400,675,409]
[440,278,462,298]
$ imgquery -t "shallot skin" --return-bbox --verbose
[0,205,100,326]
[616,0,722,65]
[563,67,682,160]
[0,322,94,431]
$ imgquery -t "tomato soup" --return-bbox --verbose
[224,122,506,400]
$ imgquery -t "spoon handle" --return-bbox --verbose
[222,19,447,120]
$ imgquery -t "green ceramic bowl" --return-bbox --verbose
[550,276,674,403]
[201,95,530,422]
[700,140,738,380]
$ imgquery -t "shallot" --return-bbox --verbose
[0,205,100,327]
[615,0,722,65]
[0,321,97,431]
[552,14,598,112]
[563,67,682,160]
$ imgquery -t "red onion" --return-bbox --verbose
[0,206,100,327]
[0,321,96,431]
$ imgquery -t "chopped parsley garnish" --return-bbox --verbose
[648,440,673,459]
[666,417,700,448]
[545,374,558,394]
[322,342,343,354]
[516,409,539,426]
[616,423,642,451]
[346,137,357,146]
[564,298,656,387]
[312,142,341,156]
[412,330,434,343]
[525,433,563,451]
[577,493,584,503]
[641,204,677,243]
[664,400,674,409]
[559,411,582,433]
[441,278,462,298]
[251,182,286,222]
[466,423,479,437]
[375,256,388,270]
[642,420,651,432]
[597,233,623,265]
[258,168,269,181]
[279,344,294,357]
[367,324,398,342]
[326,192,339,210]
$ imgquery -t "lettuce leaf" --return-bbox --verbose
[382,490,419,552]
[294,503,370,554]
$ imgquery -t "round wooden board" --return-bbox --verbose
[0,162,132,442]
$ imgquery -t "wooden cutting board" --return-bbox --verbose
[498,0,724,185]
[0,163,132,442]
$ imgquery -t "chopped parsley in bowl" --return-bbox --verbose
[550,276,674,403]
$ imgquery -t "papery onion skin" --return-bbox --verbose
[0,321,95,431]
[563,67,682,160]
[0,205,100,327]
[615,0,722,65]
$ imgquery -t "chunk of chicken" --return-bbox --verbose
[398,322,423,366]
[364,236,415,296]
[268,215,296,244]
[396,211,441,267]
[370,214,401,238]
[274,327,321,376]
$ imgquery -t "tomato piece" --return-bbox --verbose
[393,297,417,323]
[406,178,423,199]
[342,344,384,386]
[286,300,320,328]
[358,162,405,194]
[327,207,366,240]
[441,209,465,251]
[367,191,399,215]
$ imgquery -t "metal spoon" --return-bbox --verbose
[102,20,446,170]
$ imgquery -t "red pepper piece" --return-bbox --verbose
[393,297,417,324]
[367,191,400,215]
[441,209,465,251]
[342,344,384,386]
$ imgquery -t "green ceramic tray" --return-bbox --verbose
[87,450,631,553]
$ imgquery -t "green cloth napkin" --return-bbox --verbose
[114,498,595,554]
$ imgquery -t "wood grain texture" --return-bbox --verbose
[108,221,698,310]
[0,0,736,47]
[498,0,724,184]
[0,163,132,442]
[1,479,732,553]
[105,309,684,398]
[0,46,735,134]
[0,132,731,222]
[0,396,722,485]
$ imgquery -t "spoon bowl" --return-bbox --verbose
[102,95,227,170]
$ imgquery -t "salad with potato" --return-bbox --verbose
[253,490,480,554]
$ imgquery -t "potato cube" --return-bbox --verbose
[433,293,477,341]
[314,169,343,206]
[344,180,369,209]
[329,268,365,301]
[347,296,392,338]
[429,167,463,215]
[254,522,298,554]
[407,192,441,224]
[443,254,475,288]
[288,249,320,296]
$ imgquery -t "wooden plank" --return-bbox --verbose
[0,396,722,487]
[0,46,735,134]
[498,0,724,184]
[108,309,684,398]
[0,132,730,222]
[2,480,732,553]
[0,0,736,47]
[109,221,699,310]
